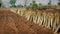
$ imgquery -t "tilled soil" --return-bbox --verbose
[0,9,54,34]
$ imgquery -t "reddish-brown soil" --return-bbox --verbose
[0,9,54,34]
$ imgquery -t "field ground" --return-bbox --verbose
[0,9,55,34]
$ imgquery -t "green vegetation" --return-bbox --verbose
[10,0,16,7]
[58,0,60,6]
[0,3,1,7]
[26,0,50,10]
[31,0,38,8]
[48,0,51,5]
[0,0,2,7]
[26,0,38,10]
[26,0,58,10]
[0,0,60,9]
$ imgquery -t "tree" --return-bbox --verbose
[58,0,60,6]
[48,0,51,5]
[26,0,38,10]
[10,0,16,7]
[39,3,42,5]
[24,0,29,6]
[31,0,38,8]
[0,0,2,7]
[47,0,52,9]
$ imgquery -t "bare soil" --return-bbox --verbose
[0,9,54,34]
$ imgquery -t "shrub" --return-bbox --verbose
[10,0,16,7]
[31,0,38,9]
[26,0,38,10]
[0,3,1,7]
[58,1,60,6]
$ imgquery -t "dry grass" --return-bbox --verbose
[10,8,60,34]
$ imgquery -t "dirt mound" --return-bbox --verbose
[0,9,54,34]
